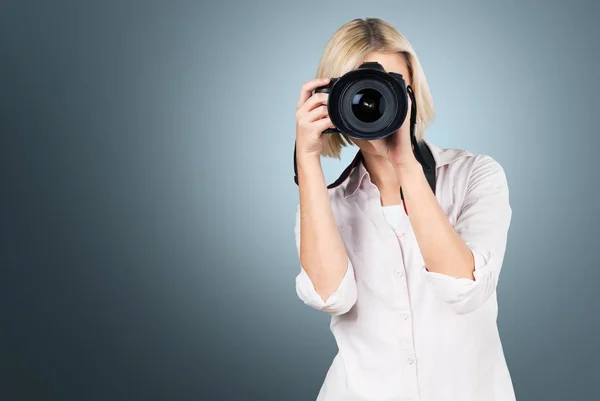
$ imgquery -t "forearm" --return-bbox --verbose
[397,163,475,280]
[297,153,350,300]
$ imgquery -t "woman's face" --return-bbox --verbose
[349,51,412,156]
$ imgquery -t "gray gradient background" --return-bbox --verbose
[1,0,599,400]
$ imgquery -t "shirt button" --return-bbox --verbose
[396,271,404,277]
[407,357,415,364]
[401,312,409,320]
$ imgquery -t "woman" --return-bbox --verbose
[293,18,516,401]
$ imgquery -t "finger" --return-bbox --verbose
[403,94,413,128]
[400,125,412,149]
[402,97,414,144]
[389,127,409,150]
[305,105,328,122]
[386,131,398,147]
[299,92,329,115]
[371,138,388,156]
[297,78,330,109]
[314,116,335,132]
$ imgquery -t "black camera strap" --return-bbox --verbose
[293,86,437,197]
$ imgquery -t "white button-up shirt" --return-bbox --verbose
[294,140,516,401]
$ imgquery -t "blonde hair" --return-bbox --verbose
[315,18,435,158]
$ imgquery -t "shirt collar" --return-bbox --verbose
[340,139,472,198]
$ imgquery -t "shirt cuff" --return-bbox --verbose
[295,259,357,316]
[423,243,496,315]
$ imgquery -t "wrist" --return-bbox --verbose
[296,151,321,166]
[296,152,326,188]
[394,160,423,178]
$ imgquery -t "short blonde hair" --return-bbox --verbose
[315,18,435,159]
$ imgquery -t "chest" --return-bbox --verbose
[332,167,467,285]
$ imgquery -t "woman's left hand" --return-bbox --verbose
[370,96,420,170]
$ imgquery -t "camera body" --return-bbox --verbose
[313,61,410,140]
[294,61,437,195]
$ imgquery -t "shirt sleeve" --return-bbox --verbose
[423,155,512,315]
[293,204,358,316]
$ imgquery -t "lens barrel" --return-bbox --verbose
[323,62,409,140]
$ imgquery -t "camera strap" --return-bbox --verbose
[293,86,437,201]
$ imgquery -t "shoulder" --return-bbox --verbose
[427,140,508,187]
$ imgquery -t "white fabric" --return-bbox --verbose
[382,204,405,232]
[294,140,515,401]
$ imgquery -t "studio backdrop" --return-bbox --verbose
[1,1,599,400]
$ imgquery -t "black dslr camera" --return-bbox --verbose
[293,61,438,195]
[312,61,416,141]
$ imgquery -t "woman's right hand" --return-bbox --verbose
[294,78,355,310]
[295,77,336,157]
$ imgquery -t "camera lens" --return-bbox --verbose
[325,63,408,140]
[351,88,385,123]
